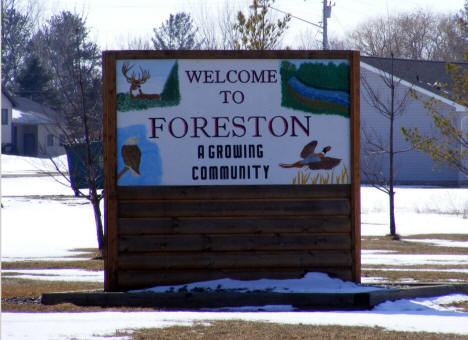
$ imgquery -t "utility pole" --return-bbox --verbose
[322,0,332,50]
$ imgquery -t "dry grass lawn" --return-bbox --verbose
[361,234,468,285]
[362,234,468,254]
[2,234,468,338]
[116,320,468,340]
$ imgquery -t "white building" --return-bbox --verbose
[1,91,14,152]
[360,57,468,187]
[1,92,65,157]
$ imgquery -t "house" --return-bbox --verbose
[1,91,66,157]
[1,91,14,152]
[360,56,468,187]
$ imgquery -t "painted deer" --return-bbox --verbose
[121,62,161,100]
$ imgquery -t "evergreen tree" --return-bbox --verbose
[161,62,180,103]
[31,11,101,141]
[16,55,57,103]
[1,0,33,91]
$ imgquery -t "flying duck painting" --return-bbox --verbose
[280,140,341,170]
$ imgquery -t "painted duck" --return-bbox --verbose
[280,140,341,170]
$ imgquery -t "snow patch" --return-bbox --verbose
[408,239,468,248]
[1,154,69,175]
[131,272,384,294]
[362,253,468,266]
[2,269,104,283]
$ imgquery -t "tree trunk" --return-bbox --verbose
[388,54,397,239]
[91,192,104,250]
[389,188,396,238]
[389,104,396,237]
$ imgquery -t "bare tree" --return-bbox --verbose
[361,55,412,239]
[345,9,466,62]
[31,11,104,251]
[116,34,152,50]
[295,27,322,50]
[194,5,222,49]
[191,2,222,49]
[152,12,202,50]
[296,27,346,50]
[192,0,243,50]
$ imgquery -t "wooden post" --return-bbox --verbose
[350,51,361,283]
[103,52,118,291]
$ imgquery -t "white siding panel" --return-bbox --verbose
[1,93,13,145]
[360,68,460,186]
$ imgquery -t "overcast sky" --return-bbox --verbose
[39,0,465,49]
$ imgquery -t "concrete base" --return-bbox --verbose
[41,284,468,310]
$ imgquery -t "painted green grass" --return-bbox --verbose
[117,93,180,112]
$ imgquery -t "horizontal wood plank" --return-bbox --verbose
[117,185,350,201]
[118,251,352,270]
[118,217,351,235]
[119,234,351,252]
[118,199,350,218]
[108,50,357,62]
[117,269,353,289]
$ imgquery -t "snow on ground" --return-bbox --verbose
[132,272,383,294]
[362,212,468,236]
[2,155,98,260]
[408,239,468,248]
[2,269,103,282]
[4,300,468,340]
[364,268,468,273]
[1,154,68,175]
[362,251,468,266]
[2,155,468,339]
[1,196,97,260]
[361,186,468,236]
[361,186,468,216]
[1,174,74,196]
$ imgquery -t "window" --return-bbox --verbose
[1,109,8,125]
[47,134,54,147]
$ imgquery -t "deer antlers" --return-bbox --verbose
[122,62,150,86]
[121,62,162,101]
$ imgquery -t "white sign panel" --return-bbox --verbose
[116,59,351,186]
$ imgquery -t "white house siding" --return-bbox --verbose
[360,65,461,186]
[12,107,66,158]
[1,93,13,146]
[37,124,65,157]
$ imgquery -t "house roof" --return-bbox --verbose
[9,95,63,125]
[361,56,468,102]
[12,109,55,125]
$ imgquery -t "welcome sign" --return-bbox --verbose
[115,57,352,186]
[103,51,361,291]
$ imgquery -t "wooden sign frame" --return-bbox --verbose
[103,50,360,292]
